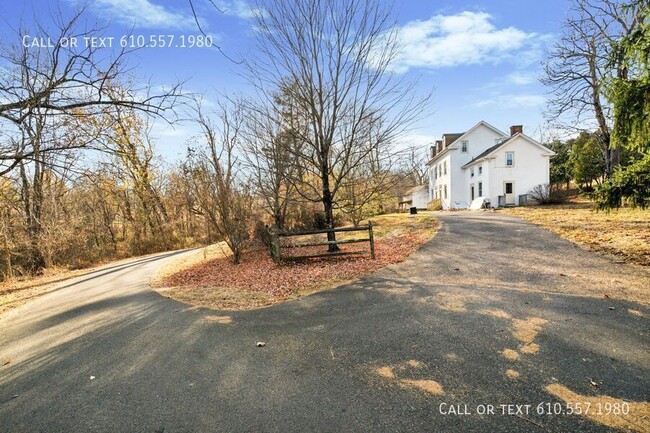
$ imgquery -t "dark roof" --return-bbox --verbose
[462,136,513,168]
[442,133,464,147]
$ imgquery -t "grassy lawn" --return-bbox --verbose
[501,201,650,267]
[152,213,439,311]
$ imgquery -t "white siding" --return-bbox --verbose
[412,188,429,209]
[447,125,506,208]
[427,123,509,209]
[467,136,552,207]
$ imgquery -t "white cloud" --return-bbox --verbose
[393,11,546,72]
[505,71,537,86]
[471,94,546,109]
[213,0,255,19]
[86,0,199,30]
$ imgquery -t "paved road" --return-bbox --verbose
[1,213,648,432]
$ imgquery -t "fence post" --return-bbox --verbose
[368,221,375,259]
[268,226,280,263]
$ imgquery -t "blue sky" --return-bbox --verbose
[1,0,570,161]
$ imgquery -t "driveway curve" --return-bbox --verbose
[1,213,648,432]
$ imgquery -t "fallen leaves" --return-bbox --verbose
[154,214,439,310]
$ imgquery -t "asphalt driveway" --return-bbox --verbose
[1,213,648,432]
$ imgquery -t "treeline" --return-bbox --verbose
[0,0,426,278]
[547,131,645,191]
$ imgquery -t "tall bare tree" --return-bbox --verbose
[240,92,301,231]
[248,0,428,251]
[0,6,183,177]
[185,100,254,264]
[541,0,643,177]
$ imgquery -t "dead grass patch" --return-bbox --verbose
[512,317,547,344]
[400,379,445,395]
[375,360,445,396]
[375,366,395,379]
[501,349,520,361]
[505,369,520,379]
[153,214,439,311]
[546,383,650,432]
[203,315,233,324]
[479,309,512,320]
[153,243,230,285]
[156,285,278,311]
[520,343,540,354]
[501,204,650,267]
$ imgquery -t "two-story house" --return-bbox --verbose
[427,121,555,209]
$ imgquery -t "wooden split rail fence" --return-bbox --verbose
[269,223,375,262]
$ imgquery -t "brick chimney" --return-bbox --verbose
[430,145,435,158]
[510,125,523,136]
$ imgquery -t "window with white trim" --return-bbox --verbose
[470,167,474,178]
[506,152,514,167]
[444,185,448,199]
[478,181,483,197]
[443,161,447,175]
[478,165,483,175]
[461,140,468,153]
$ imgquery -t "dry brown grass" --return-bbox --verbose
[153,213,439,311]
[546,383,650,432]
[512,317,548,344]
[400,379,445,395]
[505,369,520,379]
[502,203,650,266]
[375,366,395,379]
[501,349,520,361]
[203,315,233,324]
[152,243,230,284]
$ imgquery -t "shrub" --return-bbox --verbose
[529,184,568,205]
[594,154,650,210]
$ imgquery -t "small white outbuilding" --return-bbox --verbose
[399,185,429,211]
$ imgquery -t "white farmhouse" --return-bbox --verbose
[427,121,555,209]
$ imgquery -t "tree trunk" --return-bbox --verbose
[3,230,12,280]
[322,187,339,253]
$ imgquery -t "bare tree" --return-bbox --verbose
[398,146,429,186]
[541,0,643,177]
[247,0,428,251]
[185,100,254,264]
[240,92,301,231]
[0,6,183,177]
